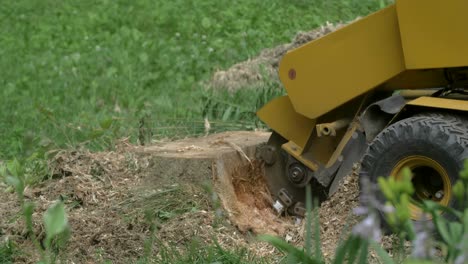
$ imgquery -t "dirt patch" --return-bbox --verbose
[0,132,287,263]
[1,148,152,263]
[207,21,350,92]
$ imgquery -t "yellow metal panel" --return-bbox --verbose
[396,0,468,69]
[279,5,405,119]
[282,141,319,171]
[407,97,468,111]
[256,95,315,150]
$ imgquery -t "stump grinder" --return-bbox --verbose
[257,0,468,223]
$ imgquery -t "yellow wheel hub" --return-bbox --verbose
[390,155,452,220]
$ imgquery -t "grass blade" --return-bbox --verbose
[306,184,312,257]
[369,240,395,264]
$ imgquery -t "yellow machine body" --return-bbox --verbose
[397,0,468,69]
[257,0,468,219]
[278,5,404,120]
[258,0,468,153]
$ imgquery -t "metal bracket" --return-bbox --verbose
[278,188,293,207]
[293,202,306,217]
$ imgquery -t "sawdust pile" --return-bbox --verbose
[287,168,410,262]
[289,169,361,259]
[208,21,347,92]
[317,170,361,257]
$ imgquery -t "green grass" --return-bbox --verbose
[0,240,16,264]
[153,239,271,264]
[124,183,211,222]
[0,0,392,160]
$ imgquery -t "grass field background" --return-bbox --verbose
[1,0,390,160]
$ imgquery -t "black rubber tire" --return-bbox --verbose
[360,113,468,225]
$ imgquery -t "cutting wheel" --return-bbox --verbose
[261,132,326,216]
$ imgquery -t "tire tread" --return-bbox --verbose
[361,112,468,182]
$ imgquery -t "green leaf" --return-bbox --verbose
[332,237,352,264]
[99,118,113,130]
[400,169,414,194]
[453,181,465,202]
[460,160,468,180]
[24,202,35,232]
[157,211,174,220]
[258,235,322,264]
[422,200,462,220]
[305,185,312,257]
[448,222,463,244]
[6,176,24,198]
[346,236,362,264]
[44,201,68,247]
[313,201,323,261]
[221,106,233,121]
[332,236,361,264]
[88,129,105,140]
[0,164,7,178]
[378,177,394,202]
[7,159,22,178]
[357,239,369,264]
[369,240,395,264]
[432,213,452,246]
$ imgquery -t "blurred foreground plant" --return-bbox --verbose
[260,185,384,264]
[261,161,468,264]
[1,161,70,264]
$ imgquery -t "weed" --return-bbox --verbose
[125,184,210,223]
[155,238,269,264]
[0,240,16,264]
[1,161,70,264]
